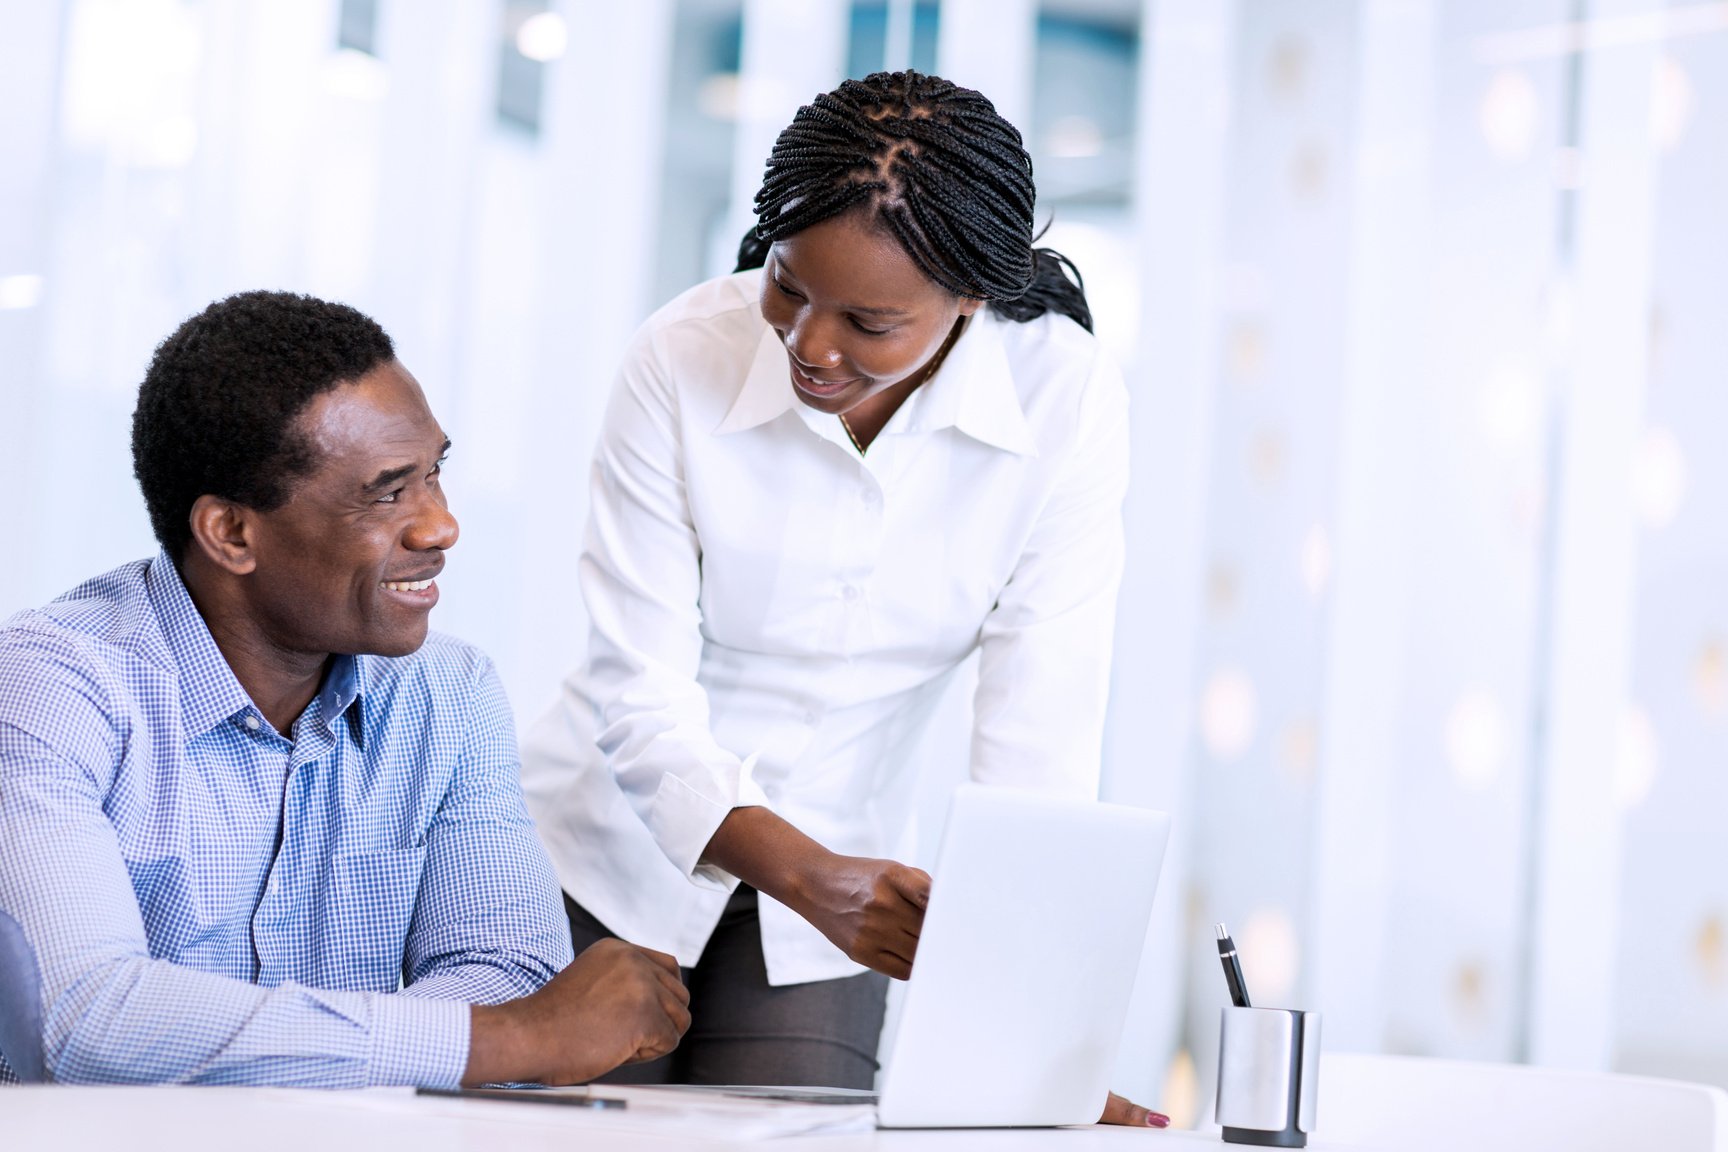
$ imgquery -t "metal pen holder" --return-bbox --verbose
[1215,1006,1321,1147]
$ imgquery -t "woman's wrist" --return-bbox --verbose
[703,806,836,912]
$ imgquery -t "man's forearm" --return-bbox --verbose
[43,958,466,1086]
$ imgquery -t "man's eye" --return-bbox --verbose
[377,489,401,505]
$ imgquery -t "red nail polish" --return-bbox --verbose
[1147,1112,1170,1128]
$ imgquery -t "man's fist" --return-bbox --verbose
[464,938,691,1086]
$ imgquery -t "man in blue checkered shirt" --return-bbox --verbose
[0,292,689,1087]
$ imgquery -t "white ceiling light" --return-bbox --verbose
[1200,668,1258,763]
[0,274,45,311]
[516,11,568,63]
[1479,69,1541,160]
[1632,426,1686,528]
[1446,688,1506,790]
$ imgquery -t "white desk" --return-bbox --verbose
[0,1087,1368,1151]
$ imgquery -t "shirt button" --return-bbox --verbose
[840,584,859,602]
[861,487,879,505]
[243,715,260,731]
[803,711,818,725]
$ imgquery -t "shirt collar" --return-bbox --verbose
[319,650,367,748]
[146,552,254,741]
[145,550,366,744]
[713,309,1038,457]
[899,310,1039,457]
[715,324,802,435]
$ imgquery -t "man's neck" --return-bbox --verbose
[179,559,329,736]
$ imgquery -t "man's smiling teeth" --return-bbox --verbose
[381,578,434,592]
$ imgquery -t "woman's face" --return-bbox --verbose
[759,210,982,416]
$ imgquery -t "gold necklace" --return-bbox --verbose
[839,410,868,455]
[838,317,966,458]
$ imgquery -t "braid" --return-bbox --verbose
[733,70,1093,333]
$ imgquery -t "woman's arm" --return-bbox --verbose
[700,806,930,979]
[971,350,1131,793]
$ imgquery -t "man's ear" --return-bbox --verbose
[188,495,260,576]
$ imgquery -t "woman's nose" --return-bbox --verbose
[786,316,843,368]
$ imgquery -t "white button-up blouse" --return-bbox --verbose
[520,270,1129,986]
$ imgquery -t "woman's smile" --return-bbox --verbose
[787,358,862,400]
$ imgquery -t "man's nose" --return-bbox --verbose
[408,497,459,552]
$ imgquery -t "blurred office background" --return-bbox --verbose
[1,0,1724,1124]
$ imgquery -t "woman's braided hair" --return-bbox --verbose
[735,70,1093,333]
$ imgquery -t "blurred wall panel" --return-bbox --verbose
[1109,0,1236,1119]
[1308,0,1435,1058]
[1615,14,1728,1090]
[1372,0,1565,1067]
[1180,0,1358,1112]
[367,0,496,418]
[725,0,848,250]
[936,0,1035,131]
[1527,0,1662,1072]
[0,1,64,613]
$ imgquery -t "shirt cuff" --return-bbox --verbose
[368,993,470,1087]
[648,754,770,891]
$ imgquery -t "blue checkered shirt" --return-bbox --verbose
[0,553,572,1085]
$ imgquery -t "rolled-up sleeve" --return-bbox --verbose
[580,330,771,889]
[970,352,1131,796]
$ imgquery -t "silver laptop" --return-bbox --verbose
[871,783,1171,1127]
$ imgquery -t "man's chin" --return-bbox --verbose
[356,622,432,659]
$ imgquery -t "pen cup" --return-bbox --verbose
[1215,1006,1321,1148]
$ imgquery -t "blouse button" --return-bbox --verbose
[841,583,859,602]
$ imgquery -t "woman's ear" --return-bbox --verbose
[188,495,260,576]
[958,297,984,317]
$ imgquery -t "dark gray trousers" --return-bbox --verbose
[564,886,888,1089]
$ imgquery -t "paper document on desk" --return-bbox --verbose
[415,1084,875,1140]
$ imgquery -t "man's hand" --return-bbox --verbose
[463,938,691,1086]
[1100,1091,1171,1128]
[796,855,931,980]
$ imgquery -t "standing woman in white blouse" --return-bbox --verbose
[521,70,1156,1125]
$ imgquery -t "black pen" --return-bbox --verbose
[416,1086,628,1110]
[1216,922,1252,1008]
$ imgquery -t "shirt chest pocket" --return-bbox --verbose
[322,847,428,991]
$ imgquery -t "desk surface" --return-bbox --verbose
[0,1087,1368,1151]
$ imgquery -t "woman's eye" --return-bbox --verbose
[774,276,802,299]
[851,319,889,336]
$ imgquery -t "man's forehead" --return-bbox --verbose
[293,362,445,475]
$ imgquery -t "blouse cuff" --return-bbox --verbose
[647,753,770,891]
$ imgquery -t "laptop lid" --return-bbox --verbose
[875,784,1171,1128]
